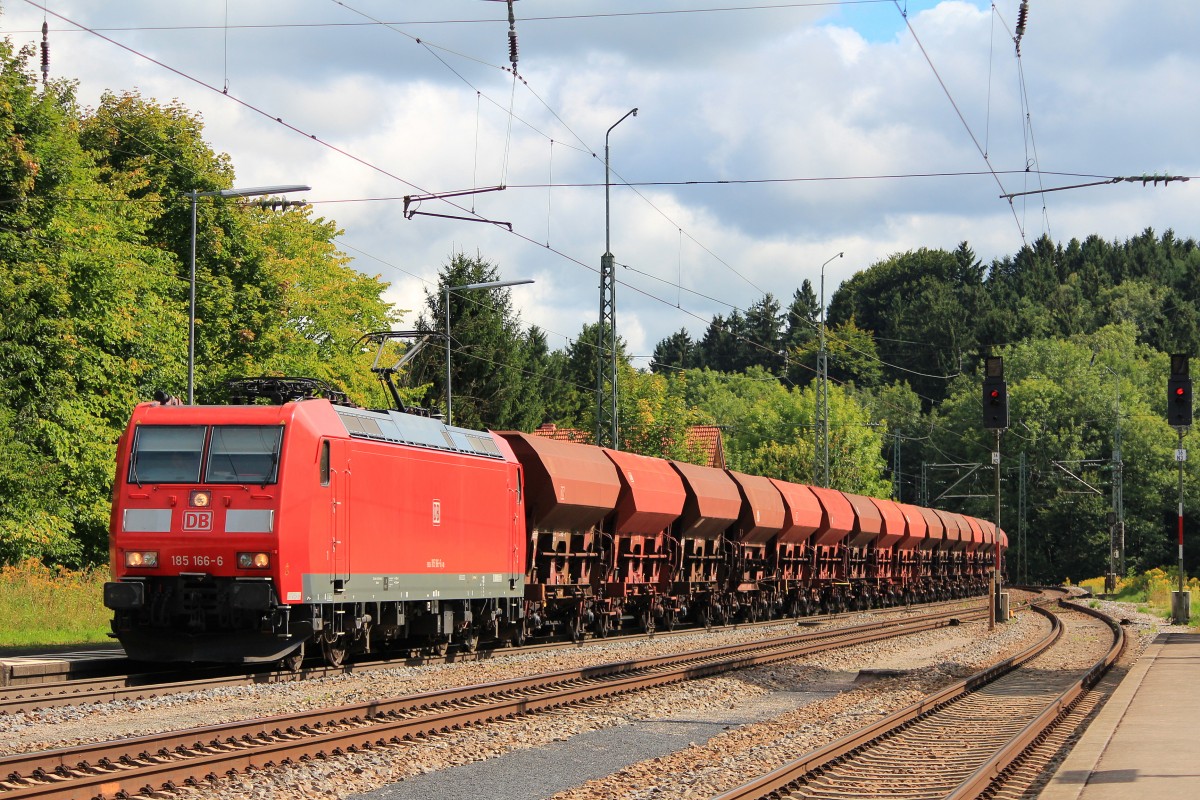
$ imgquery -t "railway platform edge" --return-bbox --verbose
[1041,631,1200,800]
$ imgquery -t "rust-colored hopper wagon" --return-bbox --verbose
[668,460,741,622]
[843,492,884,596]
[869,497,908,603]
[768,479,823,615]
[807,487,856,611]
[498,432,620,639]
[935,510,968,586]
[895,503,929,596]
[602,448,687,632]
[725,471,786,619]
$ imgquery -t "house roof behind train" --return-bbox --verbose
[530,422,726,469]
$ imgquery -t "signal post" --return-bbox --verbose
[1168,354,1191,623]
[983,356,1008,629]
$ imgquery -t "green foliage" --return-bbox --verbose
[411,252,543,431]
[930,325,1200,583]
[0,58,397,566]
[4,29,1200,594]
[680,367,889,493]
[618,367,710,461]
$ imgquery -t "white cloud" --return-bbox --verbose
[4,0,1196,365]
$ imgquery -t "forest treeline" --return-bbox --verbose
[2,33,1199,585]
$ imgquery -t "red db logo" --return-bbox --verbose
[183,510,213,532]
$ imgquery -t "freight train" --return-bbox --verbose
[103,377,1006,667]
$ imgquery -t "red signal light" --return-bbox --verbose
[1176,387,1186,397]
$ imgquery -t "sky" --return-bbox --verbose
[3,1,1198,368]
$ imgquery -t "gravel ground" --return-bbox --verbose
[11,592,1168,800]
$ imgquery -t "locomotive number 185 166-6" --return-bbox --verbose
[170,555,224,567]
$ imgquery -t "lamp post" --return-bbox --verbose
[1090,353,1124,592]
[597,107,637,450]
[815,251,843,487]
[188,184,309,404]
[444,278,534,426]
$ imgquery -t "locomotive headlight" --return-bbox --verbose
[238,552,271,569]
[189,490,212,508]
[124,550,158,568]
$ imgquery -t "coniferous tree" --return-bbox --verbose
[651,328,700,374]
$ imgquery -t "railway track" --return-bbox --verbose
[0,596,1001,715]
[711,598,1122,800]
[0,603,995,800]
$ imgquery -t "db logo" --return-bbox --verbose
[183,510,213,532]
[432,500,441,526]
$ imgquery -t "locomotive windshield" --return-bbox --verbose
[129,426,205,483]
[128,424,283,485]
[206,426,283,484]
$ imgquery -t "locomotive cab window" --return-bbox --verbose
[206,426,284,484]
[320,440,330,486]
[129,425,206,484]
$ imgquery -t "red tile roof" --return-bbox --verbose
[530,423,725,469]
[684,424,726,469]
[531,422,593,444]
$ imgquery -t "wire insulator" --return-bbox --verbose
[1015,1,1029,39]
[40,21,49,84]
[507,0,519,70]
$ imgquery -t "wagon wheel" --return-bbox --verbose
[460,633,479,654]
[595,614,610,638]
[697,606,711,630]
[571,618,586,642]
[281,641,305,673]
[321,636,347,669]
[639,610,654,634]
[663,609,676,632]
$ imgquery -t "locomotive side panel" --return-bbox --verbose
[297,437,520,603]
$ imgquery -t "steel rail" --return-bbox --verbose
[0,596,993,713]
[711,596,1118,800]
[0,606,987,799]
[943,599,1126,799]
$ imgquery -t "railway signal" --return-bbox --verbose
[982,356,1008,430]
[1168,354,1192,428]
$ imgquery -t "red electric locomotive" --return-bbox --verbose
[104,380,525,666]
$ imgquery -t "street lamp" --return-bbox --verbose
[597,107,638,449]
[445,278,534,426]
[815,251,843,487]
[1090,351,1124,592]
[188,184,309,404]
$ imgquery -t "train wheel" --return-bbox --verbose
[698,606,711,630]
[281,641,305,672]
[663,609,677,632]
[461,633,479,654]
[595,615,610,638]
[321,636,347,668]
[639,611,654,634]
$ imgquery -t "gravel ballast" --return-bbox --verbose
[9,593,1180,800]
